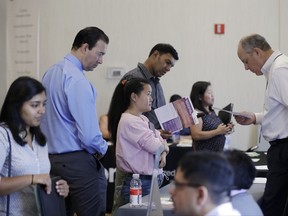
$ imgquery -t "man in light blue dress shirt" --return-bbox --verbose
[41,27,109,216]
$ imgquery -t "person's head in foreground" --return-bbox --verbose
[170,151,240,216]
[223,149,256,190]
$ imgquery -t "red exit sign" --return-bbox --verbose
[214,24,225,34]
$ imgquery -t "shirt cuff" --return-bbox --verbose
[254,112,263,124]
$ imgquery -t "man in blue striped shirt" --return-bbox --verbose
[41,26,109,216]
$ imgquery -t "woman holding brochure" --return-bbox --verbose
[190,81,234,151]
[108,78,169,215]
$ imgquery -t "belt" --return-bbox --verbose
[269,137,288,146]
[127,173,153,180]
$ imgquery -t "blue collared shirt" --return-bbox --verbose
[41,53,108,155]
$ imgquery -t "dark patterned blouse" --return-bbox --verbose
[193,111,226,152]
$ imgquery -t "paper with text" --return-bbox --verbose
[213,107,253,119]
[155,97,198,133]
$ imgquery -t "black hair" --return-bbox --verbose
[148,43,179,60]
[169,94,182,103]
[72,26,109,50]
[178,151,234,205]
[108,78,150,145]
[190,81,213,114]
[0,76,46,146]
[223,149,256,189]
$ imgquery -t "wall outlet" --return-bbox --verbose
[107,67,125,79]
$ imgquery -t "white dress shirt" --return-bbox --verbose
[205,202,240,216]
[255,50,288,141]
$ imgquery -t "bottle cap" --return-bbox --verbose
[132,174,140,179]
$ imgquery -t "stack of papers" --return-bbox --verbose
[255,165,268,170]
[177,139,192,147]
[245,152,260,157]
[251,158,260,162]
[253,177,267,184]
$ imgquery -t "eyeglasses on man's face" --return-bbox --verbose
[170,180,202,190]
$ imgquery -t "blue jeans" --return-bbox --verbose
[111,168,163,216]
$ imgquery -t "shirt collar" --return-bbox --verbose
[137,63,159,82]
[230,189,247,196]
[64,53,83,71]
[261,50,282,76]
[205,202,236,216]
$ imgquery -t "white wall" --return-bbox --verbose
[0,0,6,106]
[1,0,287,150]
[280,0,288,53]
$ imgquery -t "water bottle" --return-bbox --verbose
[167,131,180,144]
[130,174,142,206]
[172,131,180,144]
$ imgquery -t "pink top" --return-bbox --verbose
[116,113,164,175]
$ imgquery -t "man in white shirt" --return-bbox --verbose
[169,151,240,216]
[235,34,288,216]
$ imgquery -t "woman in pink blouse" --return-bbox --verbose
[108,78,169,215]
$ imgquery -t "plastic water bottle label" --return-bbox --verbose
[130,187,142,206]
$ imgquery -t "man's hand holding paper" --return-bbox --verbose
[234,111,256,125]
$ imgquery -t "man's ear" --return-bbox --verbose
[80,43,89,53]
[253,47,262,57]
[196,186,209,206]
[151,50,160,59]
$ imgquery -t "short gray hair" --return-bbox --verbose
[239,34,271,53]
